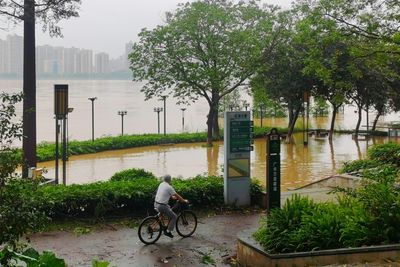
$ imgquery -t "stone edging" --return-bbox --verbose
[237,229,400,267]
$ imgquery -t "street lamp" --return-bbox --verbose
[154,107,163,134]
[88,97,97,141]
[118,111,127,135]
[161,95,168,136]
[66,108,74,160]
[181,108,186,132]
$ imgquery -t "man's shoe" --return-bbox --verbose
[164,231,174,238]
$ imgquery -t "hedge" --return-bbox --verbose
[35,126,299,162]
[37,175,263,220]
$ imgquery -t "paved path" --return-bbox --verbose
[28,211,261,267]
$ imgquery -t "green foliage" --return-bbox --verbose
[254,195,316,253]
[200,253,216,265]
[35,128,298,163]
[35,175,261,220]
[92,259,110,267]
[340,159,380,174]
[0,92,23,183]
[36,132,208,162]
[110,168,156,182]
[368,143,400,166]
[0,245,66,267]
[256,143,400,253]
[0,180,48,246]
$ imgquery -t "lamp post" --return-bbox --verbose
[161,95,167,135]
[154,107,163,134]
[181,108,186,132]
[66,107,74,160]
[88,97,97,141]
[118,111,127,135]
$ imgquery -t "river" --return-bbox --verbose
[2,80,399,190]
[1,80,399,143]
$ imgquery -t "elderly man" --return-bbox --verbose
[154,174,188,238]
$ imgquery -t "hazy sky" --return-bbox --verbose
[0,0,292,58]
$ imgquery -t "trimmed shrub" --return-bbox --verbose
[110,168,156,181]
[37,175,262,220]
[35,127,297,163]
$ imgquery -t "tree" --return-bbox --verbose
[0,92,47,248]
[0,0,81,176]
[252,10,315,142]
[317,0,400,47]
[0,92,23,184]
[129,0,280,146]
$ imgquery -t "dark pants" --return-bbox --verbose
[155,203,177,232]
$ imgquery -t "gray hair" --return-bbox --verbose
[163,174,172,183]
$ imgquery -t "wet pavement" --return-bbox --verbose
[28,212,261,267]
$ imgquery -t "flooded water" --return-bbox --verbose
[1,80,399,143]
[3,79,399,190]
[37,133,400,190]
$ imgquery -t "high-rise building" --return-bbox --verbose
[94,52,109,74]
[0,39,6,73]
[0,34,23,75]
[124,41,134,69]
[80,49,93,74]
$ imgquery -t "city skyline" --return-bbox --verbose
[0,34,132,77]
[0,0,291,58]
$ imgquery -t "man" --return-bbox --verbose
[154,174,188,238]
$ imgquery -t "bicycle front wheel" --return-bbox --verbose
[176,210,197,237]
[138,216,162,245]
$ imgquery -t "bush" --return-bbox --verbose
[0,180,48,246]
[37,175,262,220]
[255,151,400,254]
[368,143,400,166]
[35,127,298,163]
[254,195,316,253]
[340,159,380,174]
[110,168,156,181]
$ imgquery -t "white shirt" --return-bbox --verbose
[155,181,176,204]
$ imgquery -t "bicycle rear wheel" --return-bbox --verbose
[138,216,162,245]
[176,210,197,237]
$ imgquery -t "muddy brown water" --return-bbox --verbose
[3,80,399,189]
[37,133,399,190]
[2,80,399,142]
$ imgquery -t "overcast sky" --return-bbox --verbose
[0,0,292,58]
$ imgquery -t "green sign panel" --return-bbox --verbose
[230,120,253,153]
[266,128,281,212]
[267,154,280,209]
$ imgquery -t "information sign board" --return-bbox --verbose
[224,111,253,206]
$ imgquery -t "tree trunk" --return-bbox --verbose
[212,102,220,139]
[372,111,382,131]
[355,105,362,136]
[286,106,300,143]
[22,0,37,177]
[329,104,340,141]
[206,107,214,147]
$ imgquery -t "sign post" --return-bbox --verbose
[266,128,281,212]
[224,111,253,206]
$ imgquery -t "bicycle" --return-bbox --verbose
[138,201,198,245]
